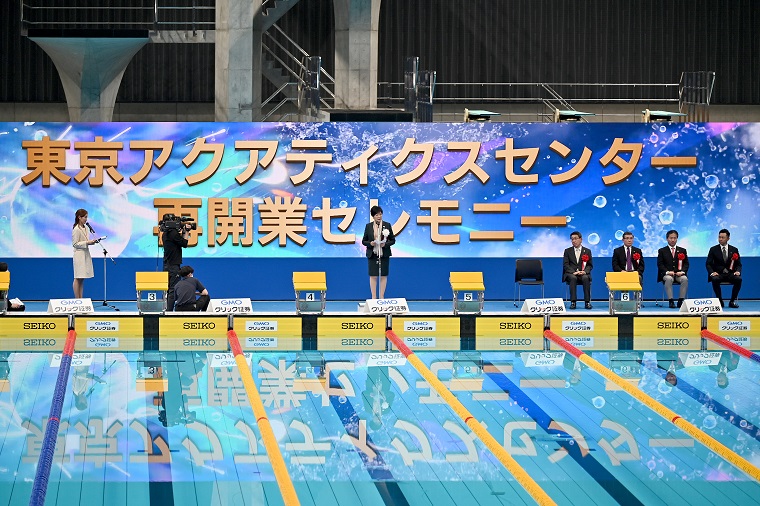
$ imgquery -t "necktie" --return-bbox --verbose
[722,246,727,262]
[671,247,675,258]
[575,248,580,263]
[626,247,632,271]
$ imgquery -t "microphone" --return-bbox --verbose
[86,222,95,234]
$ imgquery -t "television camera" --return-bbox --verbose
[159,213,196,232]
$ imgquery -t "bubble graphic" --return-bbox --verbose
[726,204,732,210]
[657,380,673,394]
[702,415,717,429]
[593,196,607,208]
[614,230,624,240]
[33,130,48,141]
[338,396,347,404]
[739,420,748,428]
[592,396,606,409]
[339,200,348,208]
[211,412,223,422]
[659,126,667,133]
[647,460,656,470]
[587,233,600,245]
[704,175,719,189]
[656,471,664,478]
[649,134,659,143]
[211,182,222,193]
[658,210,674,225]
[566,216,573,223]
[742,176,750,184]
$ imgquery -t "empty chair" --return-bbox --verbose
[514,259,544,307]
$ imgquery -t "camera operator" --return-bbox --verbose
[161,214,192,311]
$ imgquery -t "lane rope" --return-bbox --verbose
[545,329,760,481]
[227,329,300,506]
[387,329,557,506]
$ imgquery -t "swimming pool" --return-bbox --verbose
[1,335,759,506]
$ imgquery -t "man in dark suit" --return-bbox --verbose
[706,228,742,308]
[361,205,396,299]
[562,231,593,309]
[656,229,689,308]
[612,231,645,285]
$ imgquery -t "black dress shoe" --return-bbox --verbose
[569,301,576,310]
[719,300,725,308]
[668,300,676,308]
[677,298,684,308]
[585,302,593,310]
[729,300,739,308]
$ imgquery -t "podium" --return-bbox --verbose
[293,272,327,315]
[135,271,169,314]
[605,271,641,315]
[0,271,8,315]
[449,272,485,315]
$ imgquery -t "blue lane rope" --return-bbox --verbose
[29,329,77,506]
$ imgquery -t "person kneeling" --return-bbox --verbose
[174,265,210,312]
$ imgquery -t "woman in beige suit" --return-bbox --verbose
[72,208,96,298]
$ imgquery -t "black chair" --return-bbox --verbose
[514,259,544,307]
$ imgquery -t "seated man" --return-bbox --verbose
[612,231,645,285]
[174,265,210,312]
[0,262,25,312]
[706,228,742,308]
[562,231,593,309]
[656,229,689,308]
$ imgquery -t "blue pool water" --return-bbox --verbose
[1,345,759,505]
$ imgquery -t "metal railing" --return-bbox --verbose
[263,24,335,109]
[19,1,215,34]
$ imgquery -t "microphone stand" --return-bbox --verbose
[94,237,119,311]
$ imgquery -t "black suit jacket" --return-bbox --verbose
[362,221,395,258]
[562,246,593,281]
[656,245,689,283]
[612,246,645,274]
[706,244,741,282]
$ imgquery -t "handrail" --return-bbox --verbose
[262,83,295,108]
[264,29,335,103]
[262,97,297,121]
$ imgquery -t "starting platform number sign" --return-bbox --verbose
[147,293,156,301]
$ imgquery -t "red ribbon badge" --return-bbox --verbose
[677,252,685,271]
[730,252,739,270]
[632,252,641,261]
[581,254,589,271]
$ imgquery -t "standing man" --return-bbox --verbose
[706,228,742,308]
[174,266,210,312]
[162,215,191,312]
[612,232,645,284]
[657,230,689,308]
[562,231,593,309]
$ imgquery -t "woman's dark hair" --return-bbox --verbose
[73,208,88,229]
[370,205,383,217]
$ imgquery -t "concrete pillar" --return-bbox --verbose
[30,37,148,122]
[215,0,261,121]
[333,0,381,109]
